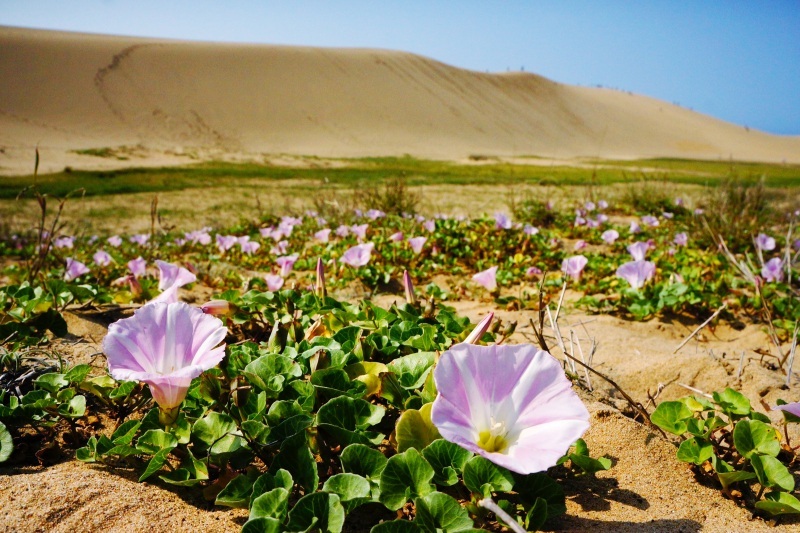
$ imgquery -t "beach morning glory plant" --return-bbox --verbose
[103,301,227,425]
[431,343,590,474]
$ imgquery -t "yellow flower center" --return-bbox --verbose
[477,421,509,453]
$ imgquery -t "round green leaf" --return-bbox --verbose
[463,456,514,498]
[341,443,388,480]
[650,401,693,435]
[286,492,345,533]
[676,437,714,465]
[414,492,475,533]
[379,448,435,510]
[750,454,795,491]
[395,403,441,453]
[0,422,13,463]
[249,487,290,521]
[712,388,751,416]
[733,419,781,459]
[755,491,800,516]
[422,439,473,487]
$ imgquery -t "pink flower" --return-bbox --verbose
[641,215,659,227]
[573,240,587,251]
[389,231,405,242]
[423,220,436,233]
[601,229,619,244]
[216,235,238,253]
[408,236,427,255]
[629,221,641,234]
[494,213,512,230]
[773,402,800,418]
[526,266,542,278]
[64,258,90,281]
[130,233,150,246]
[107,235,123,247]
[472,266,498,292]
[93,250,113,267]
[271,240,289,255]
[674,233,688,247]
[351,224,369,241]
[127,257,147,278]
[276,254,299,277]
[264,273,285,291]
[431,343,590,474]
[761,257,784,283]
[756,233,776,251]
[335,225,350,238]
[627,242,650,261]
[366,209,386,220]
[201,300,231,316]
[104,302,227,425]
[314,229,331,243]
[151,260,196,305]
[523,225,539,236]
[54,236,74,249]
[240,240,261,255]
[340,243,374,267]
[598,200,608,210]
[616,260,656,290]
[562,255,588,280]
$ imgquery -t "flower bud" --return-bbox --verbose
[403,270,417,306]
[464,312,493,344]
[315,258,327,299]
[201,299,231,316]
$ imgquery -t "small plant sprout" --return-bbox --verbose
[431,343,590,474]
[103,301,227,426]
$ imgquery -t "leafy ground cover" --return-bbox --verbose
[0,161,799,531]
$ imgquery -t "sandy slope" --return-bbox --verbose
[1,26,799,175]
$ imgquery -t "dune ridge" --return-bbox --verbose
[1,25,799,175]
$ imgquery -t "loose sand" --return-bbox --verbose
[2,26,800,176]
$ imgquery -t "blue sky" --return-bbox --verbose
[2,1,799,135]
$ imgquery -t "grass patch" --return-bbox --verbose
[2,157,799,200]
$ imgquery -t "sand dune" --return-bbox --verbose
[1,26,799,175]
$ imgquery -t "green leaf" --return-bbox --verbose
[750,454,795,491]
[421,439,473,487]
[569,453,613,474]
[112,420,142,445]
[463,456,514,498]
[252,469,293,501]
[525,497,549,532]
[158,469,205,487]
[269,430,318,493]
[513,473,566,518]
[379,448,436,510]
[346,361,389,397]
[286,492,346,533]
[322,473,372,511]
[191,412,245,455]
[249,487,290,521]
[733,420,781,459]
[755,491,800,516]
[713,388,751,416]
[243,353,301,398]
[341,443,388,480]
[0,422,13,463]
[108,380,138,401]
[414,492,475,533]
[64,364,92,384]
[387,352,436,389]
[241,517,283,533]
[370,521,421,533]
[676,437,714,465]
[136,429,178,454]
[138,448,171,482]
[395,403,441,453]
[58,394,86,418]
[76,436,97,462]
[215,473,257,508]
[34,373,68,394]
[650,401,693,435]
[317,396,384,446]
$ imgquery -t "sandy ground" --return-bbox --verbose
[2,291,800,532]
[2,26,800,176]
